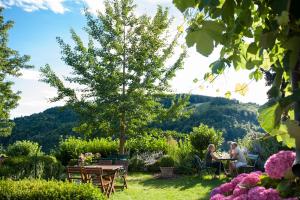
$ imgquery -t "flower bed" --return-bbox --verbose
[210,151,299,200]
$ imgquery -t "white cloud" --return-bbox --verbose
[80,0,105,14]
[1,0,68,14]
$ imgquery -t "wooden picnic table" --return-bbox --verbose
[84,165,124,197]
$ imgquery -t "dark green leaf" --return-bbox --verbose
[247,42,258,55]
[221,0,235,23]
[259,32,277,49]
[286,36,300,70]
[249,70,263,81]
[258,101,283,133]
[173,0,196,12]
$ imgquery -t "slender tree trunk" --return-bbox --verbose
[119,19,127,155]
[292,56,300,177]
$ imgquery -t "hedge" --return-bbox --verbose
[0,155,63,179]
[0,179,105,200]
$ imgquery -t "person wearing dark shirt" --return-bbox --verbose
[205,144,225,178]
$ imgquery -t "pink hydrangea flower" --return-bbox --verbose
[264,151,295,179]
[264,188,281,200]
[232,186,248,197]
[210,187,221,198]
[248,186,267,200]
[239,173,260,188]
[219,182,235,194]
[231,173,248,187]
[210,194,226,200]
[233,194,248,200]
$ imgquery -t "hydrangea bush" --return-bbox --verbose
[210,151,298,200]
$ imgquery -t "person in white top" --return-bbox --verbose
[229,142,247,175]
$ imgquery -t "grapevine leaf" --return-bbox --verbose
[286,36,300,70]
[221,0,235,23]
[235,83,249,96]
[249,70,263,81]
[260,32,276,49]
[173,0,196,12]
[186,30,214,56]
[258,101,283,133]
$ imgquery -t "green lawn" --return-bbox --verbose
[111,173,226,200]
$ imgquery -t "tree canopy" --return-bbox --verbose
[40,0,187,153]
[0,8,31,137]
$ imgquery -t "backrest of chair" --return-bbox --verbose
[66,166,84,181]
[96,160,113,165]
[194,155,205,169]
[115,160,129,172]
[247,154,259,166]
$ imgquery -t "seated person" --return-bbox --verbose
[229,142,247,174]
[205,144,225,177]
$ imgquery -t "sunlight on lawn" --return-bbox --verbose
[111,173,226,200]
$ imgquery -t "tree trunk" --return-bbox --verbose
[119,112,126,154]
[119,19,127,155]
[292,56,300,177]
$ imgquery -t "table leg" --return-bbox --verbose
[107,170,117,198]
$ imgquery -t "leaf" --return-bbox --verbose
[203,72,215,82]
[247,42,258,55]
[286,36,300,70]
[275,11,289,26]
[284,120,300,142]
[210,60,226,74]
[202,20,225,43]
[258,101,283,133]
[260,32,276,49]
[186,30,214,56]
[235,83,249,96]
[193,78,199,83]
[173,0,196,12]
[224,91,231,99]
[221,0,235,23]
[249,70,263,81]
[177,25,184,33]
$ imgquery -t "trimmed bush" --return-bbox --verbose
[160,155,175,167]
[0,179,105,200]
[0,155,63,179]
[126,135,168,154]
[56,137,118,165]
[7,140,42,157]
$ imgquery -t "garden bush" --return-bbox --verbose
[0,179,105,200]
[6,140,42,157]
[126,135,168,154]
[160,155,175,167]
[189,124,223,157]
[56,137,118,165]
[0,155,63,179]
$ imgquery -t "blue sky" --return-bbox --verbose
[1,0,269,118]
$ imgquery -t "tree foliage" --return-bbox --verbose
[189,124,223,156]
[40,0,186,153]
[0,8,31,137]
[173,0,300,148]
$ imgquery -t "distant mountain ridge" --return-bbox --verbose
[1,95,264,152]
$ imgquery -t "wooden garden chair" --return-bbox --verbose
[96,160,113,165]
[83,167,113,197]
[66,166,85,183]
[239,154,259,173]
[115,160,129,189]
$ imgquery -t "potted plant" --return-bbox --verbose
[159,155,175,178]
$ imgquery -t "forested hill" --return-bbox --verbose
[2,95,264,152]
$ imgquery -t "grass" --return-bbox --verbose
[111,173,227,200]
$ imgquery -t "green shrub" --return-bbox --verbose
[126,135,168,154]
[0,179,105,200]
[189,124,223,157]
[128,155,146,172]
[7,140,42,157]
[0,155,63,179]
[159,155,175,167]
[56,137,118,165]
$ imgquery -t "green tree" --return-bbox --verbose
[41,0,186,154]
[173,0,300,175]
[0,8,31,137]
[189,124,223,157]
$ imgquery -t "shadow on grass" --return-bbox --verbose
[140,174,227,192]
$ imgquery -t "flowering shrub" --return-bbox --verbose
[210,151,298,200]
[264,151,295,179]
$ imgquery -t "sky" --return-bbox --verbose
[1,0,269,118]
